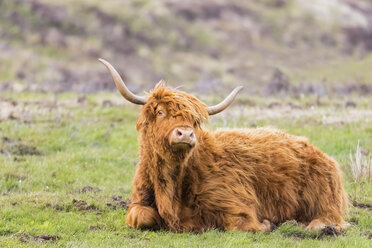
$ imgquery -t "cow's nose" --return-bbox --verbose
[175,128,194,139]
[170,127,196,149]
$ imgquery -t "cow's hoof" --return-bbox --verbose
[126,205,161,230]
[259,219,272,232]
[306,219,326,230]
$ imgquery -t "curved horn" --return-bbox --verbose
[98,58,147,105]
[207,86,243,115]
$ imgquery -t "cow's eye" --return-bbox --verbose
[157,110,163,116]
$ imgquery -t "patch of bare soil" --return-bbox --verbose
[1,136,42,156]
[70,186,102,194]
[44,203,66,211]
[14,233,33,243]
[318,226,342,238]
[353,201,372,211]
[81,186,101,193]
[0,97,70,123]
[72,199,99,211]
[10,143,42,156]
[106,196,130,210]
[88,225,101,230]
[280,221,343,240]
[4,172,26,181]
[14,232,59,243]
[33,233,60,242]
[364,231,372,239]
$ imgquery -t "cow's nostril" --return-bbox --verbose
[171,127,196,148]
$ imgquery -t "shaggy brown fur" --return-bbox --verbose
[126,84,348,233]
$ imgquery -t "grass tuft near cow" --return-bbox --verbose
[99,59,349,233]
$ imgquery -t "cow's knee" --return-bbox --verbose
[126,205,161,230]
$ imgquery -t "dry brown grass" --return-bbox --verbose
[350,141,372,183]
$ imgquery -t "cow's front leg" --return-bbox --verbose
[126,205,162,230]
[152,178,183,231]
[153,187,181,231]
[127,161,162,230]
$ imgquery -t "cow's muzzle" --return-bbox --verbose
[169,127,196,150]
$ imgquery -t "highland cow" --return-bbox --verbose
[99,59,349,233]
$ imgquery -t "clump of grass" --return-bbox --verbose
[350,141,371,182]
[349,140,371,203]
[276,221,317,240]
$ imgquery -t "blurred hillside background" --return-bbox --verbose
[0,0,372,95]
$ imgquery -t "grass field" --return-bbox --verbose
[1,0,371,247]
[0,92,371,247]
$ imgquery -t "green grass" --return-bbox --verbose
[0,92,371,247]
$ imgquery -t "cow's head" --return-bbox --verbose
[99,59,242,163]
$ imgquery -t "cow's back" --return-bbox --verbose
[213,127,347,224]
